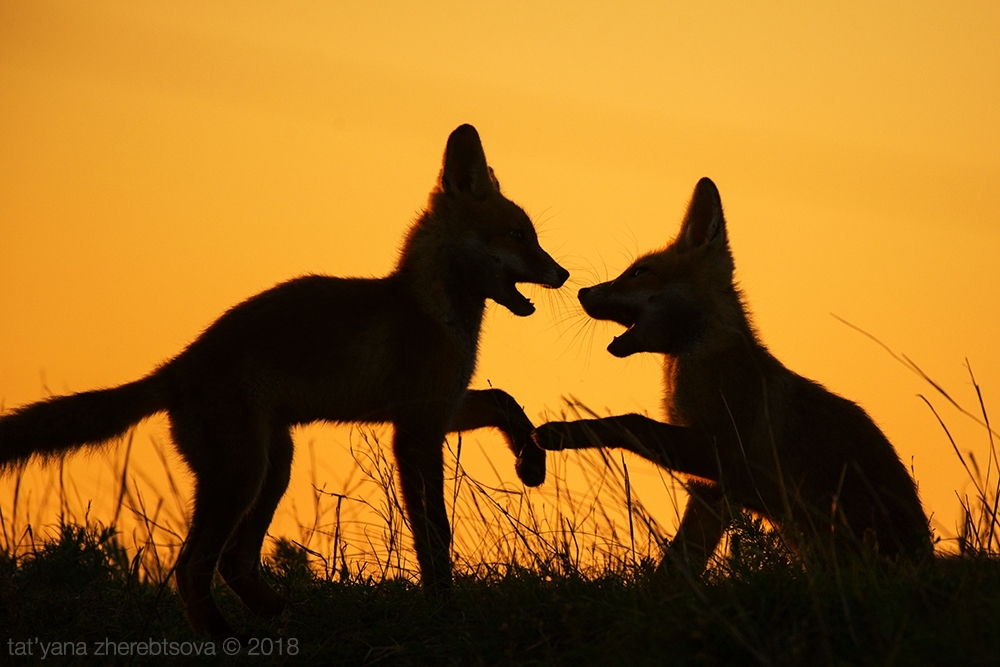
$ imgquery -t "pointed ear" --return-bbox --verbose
[440,124,498,197]
[677,177,726,249]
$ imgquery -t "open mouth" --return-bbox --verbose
[607,320,645,357]
[611,323,634,343]
[497,265,568,317]
[608,320,639,356]
[582,301,637,329]
[581,302,641,357]
[498,277,536,317]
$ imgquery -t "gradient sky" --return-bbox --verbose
[2,2,999,559]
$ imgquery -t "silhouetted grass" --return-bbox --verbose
[3,355,1000,665]
[4,511,1000,665]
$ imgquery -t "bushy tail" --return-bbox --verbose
[0,372,170,471]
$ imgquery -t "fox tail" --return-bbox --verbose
[0,371,170,471]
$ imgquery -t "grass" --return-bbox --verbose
[2,357,1000,665]
[4,510,1000,665]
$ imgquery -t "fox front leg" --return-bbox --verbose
[533,414,718,482]
[449,388,545,486]
[393,418,452,594]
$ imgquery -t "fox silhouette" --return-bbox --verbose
[535,177,930,573]
[0,124,568,636]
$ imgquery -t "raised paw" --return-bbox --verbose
[515,441,546,487]
[532,422,572,451]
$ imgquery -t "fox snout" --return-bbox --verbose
[577,283,637,327]
[543,262,570,289]
[516,242,568,290]
[495,247,569,317]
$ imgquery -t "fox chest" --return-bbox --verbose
[664,360,756,435]
[387,313,481,407]
[441,322,480,403]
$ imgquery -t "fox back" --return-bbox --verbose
[169,134,567,428]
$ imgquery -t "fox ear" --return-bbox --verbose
[441,124,498,197]
[678,177,726,249]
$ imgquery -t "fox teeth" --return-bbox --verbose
[615,324,634,339]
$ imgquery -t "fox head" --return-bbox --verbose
[412,124,569,317]
[580,177,740,358]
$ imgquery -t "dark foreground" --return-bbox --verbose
[2,522,999,666]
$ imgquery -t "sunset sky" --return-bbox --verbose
[2,2,999,559]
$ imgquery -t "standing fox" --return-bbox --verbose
[0,124,568,637]
[535,178,931,573]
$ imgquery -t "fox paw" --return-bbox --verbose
[515,442,546,487]
[532,422,570,451]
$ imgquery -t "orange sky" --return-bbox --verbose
[2,2,999,562]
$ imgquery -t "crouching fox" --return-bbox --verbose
[0,124,569,637]
[535,177,931,574]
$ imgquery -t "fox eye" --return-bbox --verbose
[509,229,525,242]
[630,266,648,278]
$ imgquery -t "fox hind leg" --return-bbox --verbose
[217,423,293,618]
[171,406,270,638]
[659,481,728,578]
